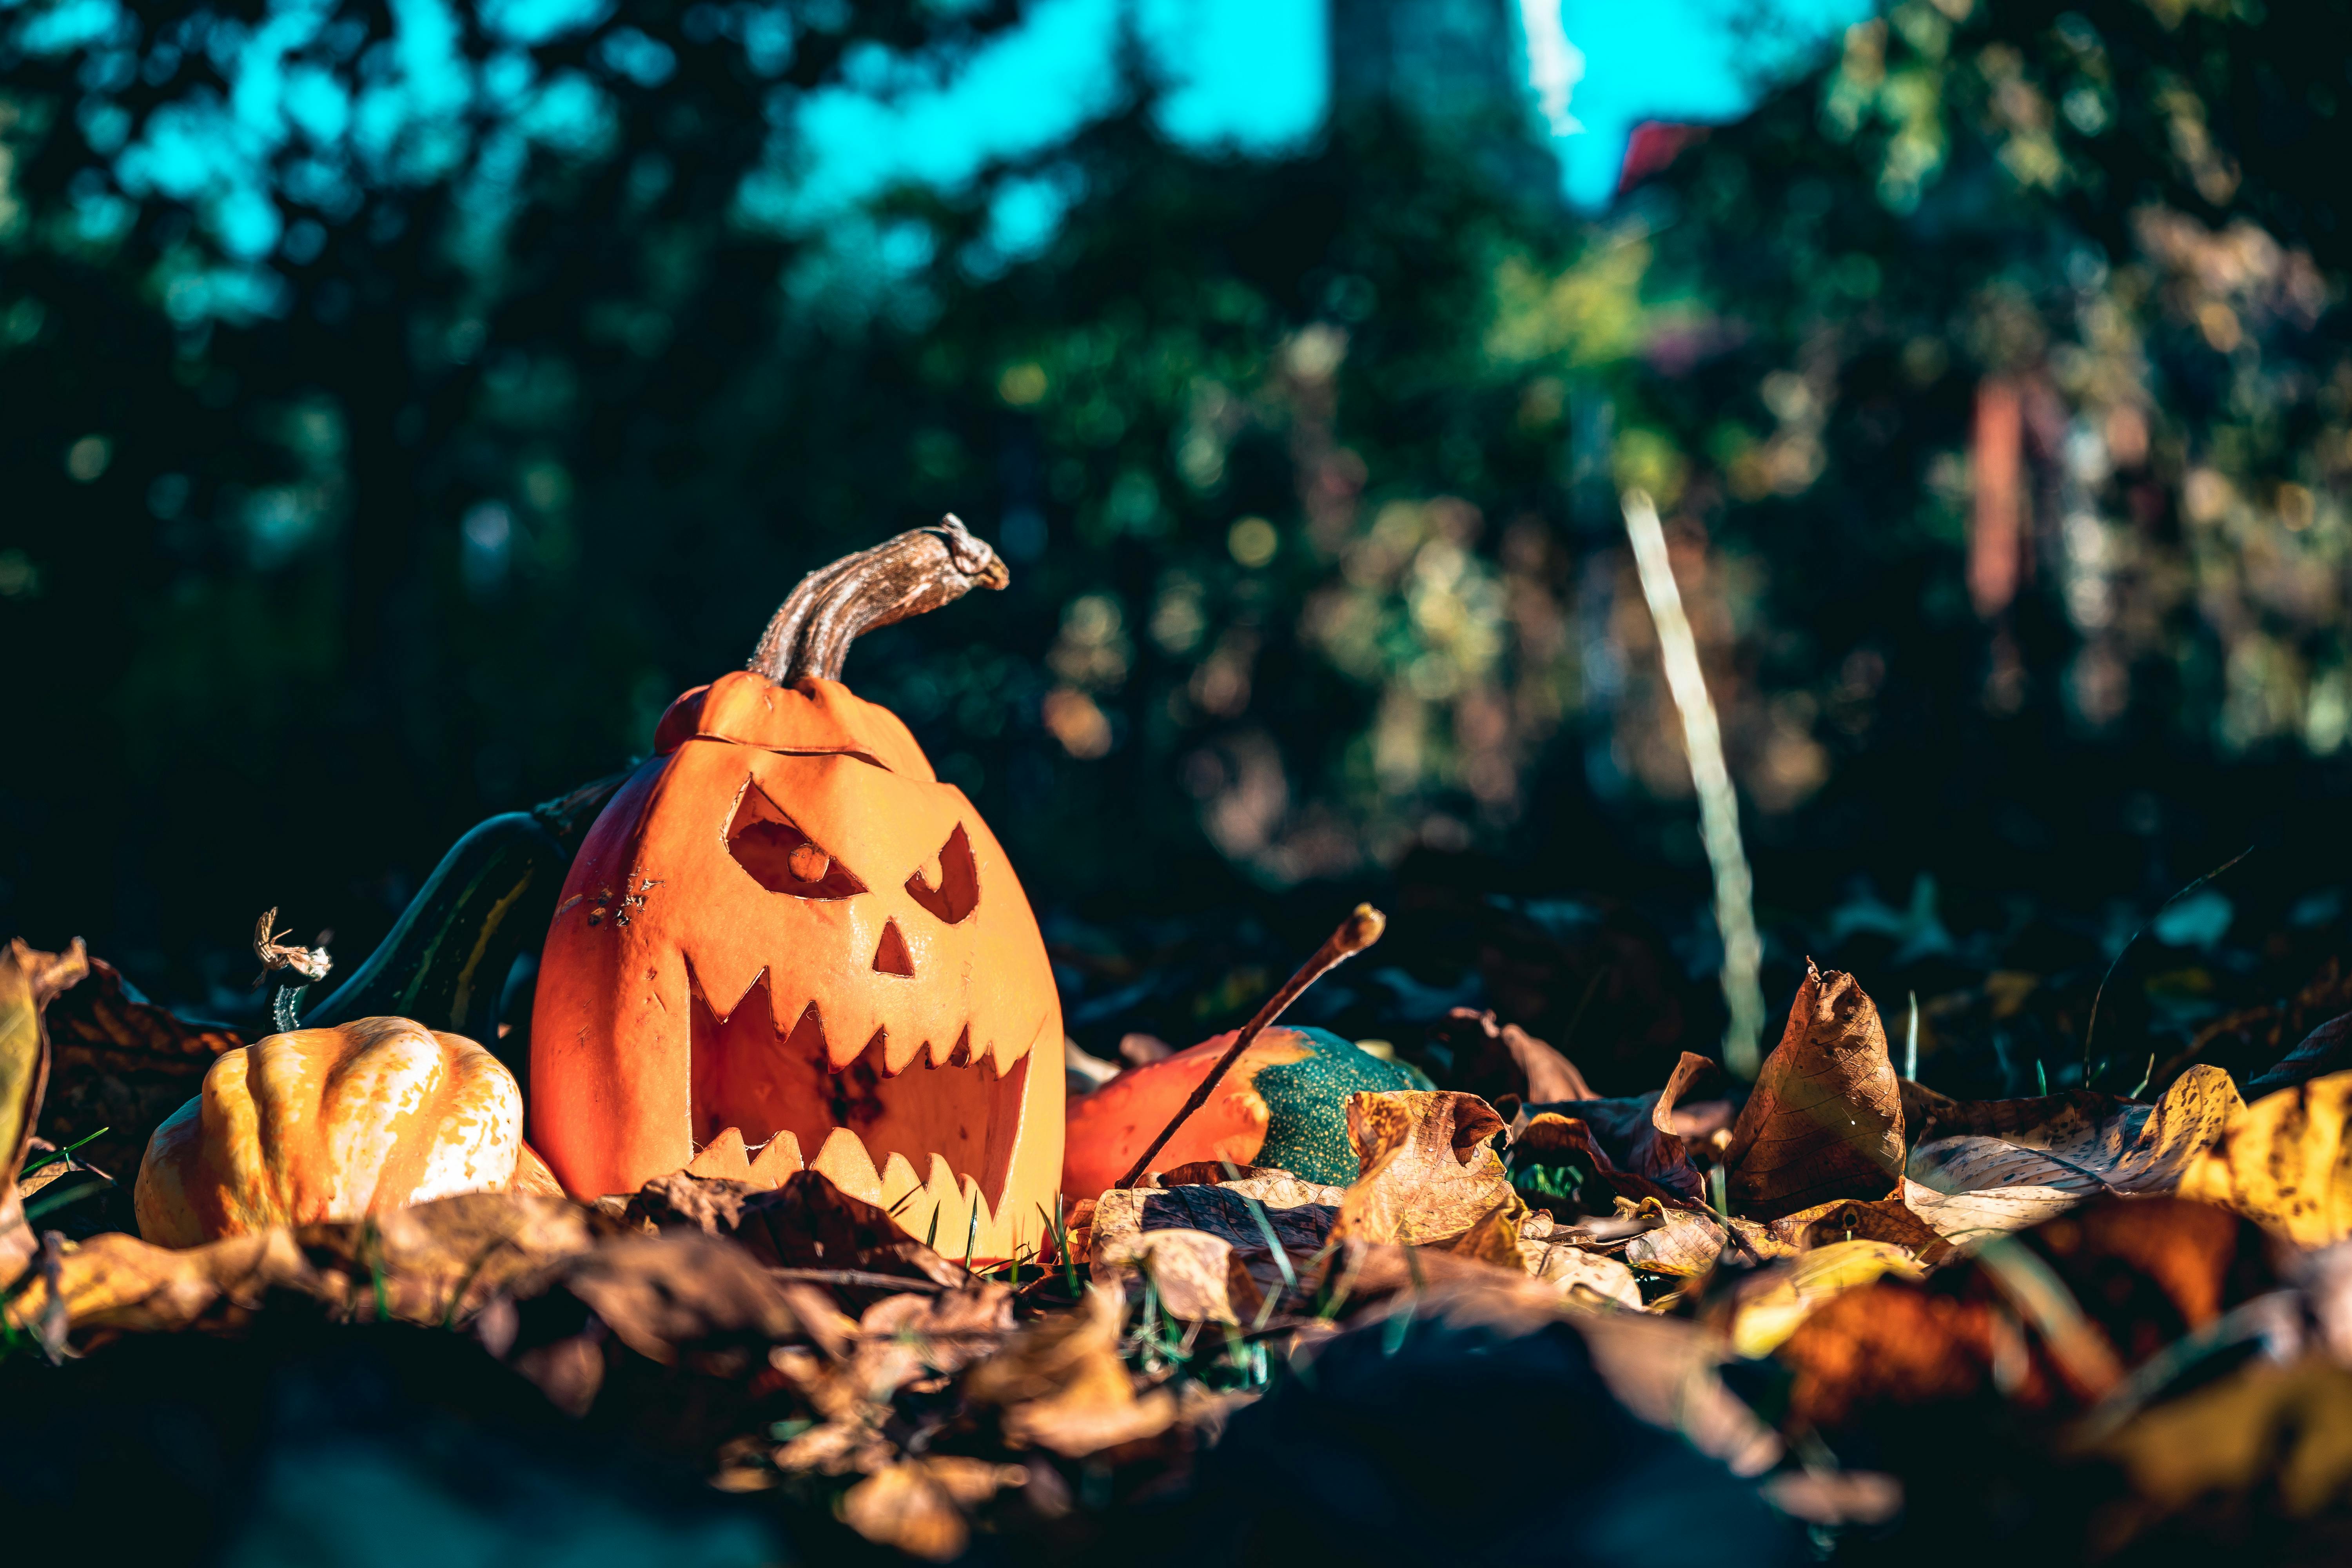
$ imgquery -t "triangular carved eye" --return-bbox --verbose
[905,824,980,924]
[726,778,866,899]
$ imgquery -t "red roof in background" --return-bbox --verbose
[1618,122,1710,195]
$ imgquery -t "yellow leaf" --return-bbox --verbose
[2177,1069,2352,1246]
[1730,1240,1928,1359]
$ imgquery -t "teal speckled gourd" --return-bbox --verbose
[1253,1026,1428,1183]
[1063,1024,1427,1194]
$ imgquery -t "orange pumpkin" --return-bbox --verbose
[529,519,1064,1261]
[134,1016,526,1247]
[1062,1025,1422,1197]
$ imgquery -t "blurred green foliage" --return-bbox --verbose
[2,0,2349,1008]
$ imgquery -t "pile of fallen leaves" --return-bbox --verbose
[14,936,2352,1565]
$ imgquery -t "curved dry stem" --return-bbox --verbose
[749,515,1011,684]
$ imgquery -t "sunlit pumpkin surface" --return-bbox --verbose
[1062,1025,1420,1198]
[531,670,1065,1262]
[134,1017,524,1247]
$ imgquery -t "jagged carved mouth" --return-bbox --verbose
[686,969,1030,1246]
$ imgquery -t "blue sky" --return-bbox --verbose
[800,0,1875,214]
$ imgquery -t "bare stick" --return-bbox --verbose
[1622,490,1766,1078]
[1115,904,1387,1190]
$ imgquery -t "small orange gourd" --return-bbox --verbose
[529,519,1065,1262]
[134,1015,525,1247]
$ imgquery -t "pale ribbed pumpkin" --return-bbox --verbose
[134,1016,525,1247]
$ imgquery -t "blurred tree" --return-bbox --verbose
[5,0,2352,1017]
[0,0,1024,994]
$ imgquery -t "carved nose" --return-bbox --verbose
[872,918,916,977]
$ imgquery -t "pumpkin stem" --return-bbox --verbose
[748,514,1010,684]
[253,908,331,1034]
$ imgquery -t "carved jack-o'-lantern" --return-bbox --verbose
[530,519,1063,1260]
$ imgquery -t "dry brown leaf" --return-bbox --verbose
[1897,1175,2083,1244]
[1095,1227,1263,1323]
[35,949,237,1183]
[1336,1091,1525,1259]
[964,1285,1176,1456]
[1501,1020,1593,1103]
[1621,1202,1790,1278]
[1775,1283,2031,1431]
[1089,1172,1342,1263]
[1904,1067,2243,1245]
[1085,1169,1341,1320]
[1723,962,1905,1221]
[840,1456,1031,1561]
[1766,1195,1951,1264]
[833,1282,1016,1404]
[1521,1234,1645,1307]
[628,1169,966,1287]
[510,1142,567,1198]
[1520,1087,1706,1201]
[537,1232,807,1364]
[1655,1049,1735,1138]
[2247,1009,2352,1099]
[1438,1007,1595,1102]
[1727,1240,1929,1357]
[2176,1069,2352,1245]
[2,1191,609,1344]
[2,938,86,1287]
[841,1461,971,1561]
[2069,1356,2352,1553]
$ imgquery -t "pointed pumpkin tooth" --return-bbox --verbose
[915,1153,965,1253]
[923,1153,959,1205]
[878,1151,922,1216]
[686,951,768,1025]
[984,1016,1041,1076]
[747,1131,803,1189]
[685,1127,751,1181]
[784,1001,834,1069]
[879,1026,924,1078]
[810,1127,883,1207]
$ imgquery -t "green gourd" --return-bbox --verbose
[1250,1026,1428,1185]
[298,775,624,1087]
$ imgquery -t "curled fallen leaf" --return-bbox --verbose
[1906,1067,2245,1245]
[31,951,241,1187]
[1766,1194,1949,1262]
[2,1191,612,1346]
[1088,1168,1343,1321]
[1728,1239,1929,1358]
[1724,962,1905,1221]
[2068,1356,2352,1557]
[841,1457,1027,1562]
[2246,1007,2352,1098]
[1095,1227,1265,1323]
[964,1285,1176,1457]
[2175,1069,2352,1246]
[1187,1276,1797,1565]
[1335,1091,1525,1268]
[1437,1008,1598,1103]
[1776,1283,2027,1432]
[2,938,87,1283]
[629,1169,966,1287]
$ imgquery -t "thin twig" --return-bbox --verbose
[2082,844,2254,1082]
[1622,491,1766,1078]
[767,1267,949,1294]
[1115,904,1387,1189]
